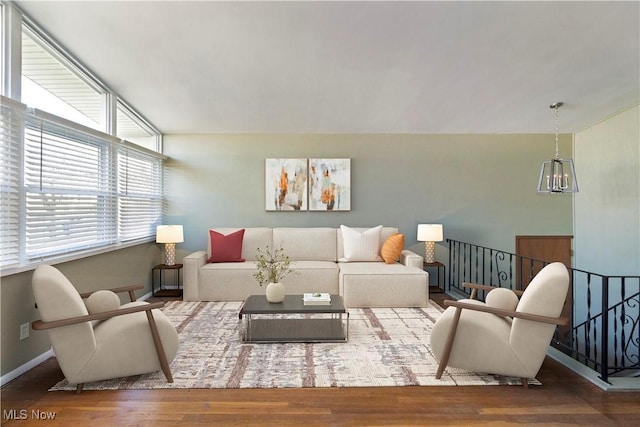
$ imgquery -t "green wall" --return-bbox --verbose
[163,133,573,263]
[2,132,574,378]
[574,105,640,275]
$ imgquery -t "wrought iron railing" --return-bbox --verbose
[446,239,640,383]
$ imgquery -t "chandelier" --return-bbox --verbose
[537,102,578,193]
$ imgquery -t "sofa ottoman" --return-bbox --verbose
[339,261,429,307]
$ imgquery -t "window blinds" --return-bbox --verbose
[0,98,25,267]
[23,113,119,258]
[0,95,165,269]
[118,144,163,242]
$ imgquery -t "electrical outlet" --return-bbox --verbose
[20,323,29,340]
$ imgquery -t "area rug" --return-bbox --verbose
[49,300,536,390]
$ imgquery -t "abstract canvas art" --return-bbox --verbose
[265,158,308,211]
[309,158,351,211]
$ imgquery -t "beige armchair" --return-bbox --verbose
[430,262,569,387]
[32,265,179,393]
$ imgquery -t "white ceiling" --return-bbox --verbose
[15,1,640,135]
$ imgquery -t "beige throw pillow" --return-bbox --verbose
[339,225,383,262]
[485,288,519,312]
[85,290,121,314]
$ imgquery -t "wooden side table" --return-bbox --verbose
[152,263,183,298]
[423,261,445,294]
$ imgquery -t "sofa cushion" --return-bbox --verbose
[381,233,404,264]
[338,262,428,307]
[273,227,337,261]
[199,261,261,300]
[339,225,383,262]
[281,260,340,294]
[208,229,245,263]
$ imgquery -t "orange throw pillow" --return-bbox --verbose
[381,233,404,264]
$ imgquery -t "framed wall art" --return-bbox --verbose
[265,158,308,211]
[308,158,351,211]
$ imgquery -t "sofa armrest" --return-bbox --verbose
[399,249,423,268]
[183,251,207,301]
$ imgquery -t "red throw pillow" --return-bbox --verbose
[208,229,246,263]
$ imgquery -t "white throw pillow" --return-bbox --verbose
[339,225,383,262]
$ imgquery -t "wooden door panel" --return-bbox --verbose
[515,235,573,340]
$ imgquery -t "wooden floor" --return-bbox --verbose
[2,291,639,426]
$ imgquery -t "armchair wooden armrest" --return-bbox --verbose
[35,284,145,309]
[463,282,524,299]
[31,301,165,330]
[443,299,568,325]
[79,284,144,302]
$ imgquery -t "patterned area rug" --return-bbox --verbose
[50,300,535,390]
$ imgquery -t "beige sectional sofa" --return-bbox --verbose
[183,227,429,307]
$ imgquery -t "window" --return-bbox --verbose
[20,21,162,152]
[23,110,118,259]
[21,25,105,131]
[0,96,165,272]
[117,100,160,152]
[118,144,163,241]
[1,7,164,274]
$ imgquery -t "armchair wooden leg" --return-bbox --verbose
[521,378,529,388]
[145,310,174,383]
[75,383,84,394]
[436,307,462,379]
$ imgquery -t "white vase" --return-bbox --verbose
[265,282,286,303]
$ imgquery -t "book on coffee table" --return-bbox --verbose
[303,293,331,305]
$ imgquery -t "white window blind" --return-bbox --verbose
[24,112,119,259]
[0,98,25,268]
[118,144,163,242]
[0,95,165,271]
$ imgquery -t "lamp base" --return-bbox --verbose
[164,243,176,266]
[424,241,436,263]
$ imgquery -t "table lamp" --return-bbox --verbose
[417,224,443,263]
[156,225,184,266]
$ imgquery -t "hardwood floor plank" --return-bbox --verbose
[478,403,601,415]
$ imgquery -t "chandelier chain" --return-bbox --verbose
[554,104,560,159]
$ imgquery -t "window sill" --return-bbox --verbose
[0,237,156,277]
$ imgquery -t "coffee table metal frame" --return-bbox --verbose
[239,294,349,343]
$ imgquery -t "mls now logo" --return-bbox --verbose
[3,409,27,420]
[3,409,56,420]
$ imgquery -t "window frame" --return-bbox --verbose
[21,18,109,129]
[1,97,167,277]
[0,3,166,276]
[116,98,163,152]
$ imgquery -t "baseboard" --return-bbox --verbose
[547,347,640,392]
[0,348,54,387]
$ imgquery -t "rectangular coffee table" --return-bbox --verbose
[239,294,349,343]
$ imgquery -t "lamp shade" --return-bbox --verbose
[156,225,184,243]
[417,224,443,242]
